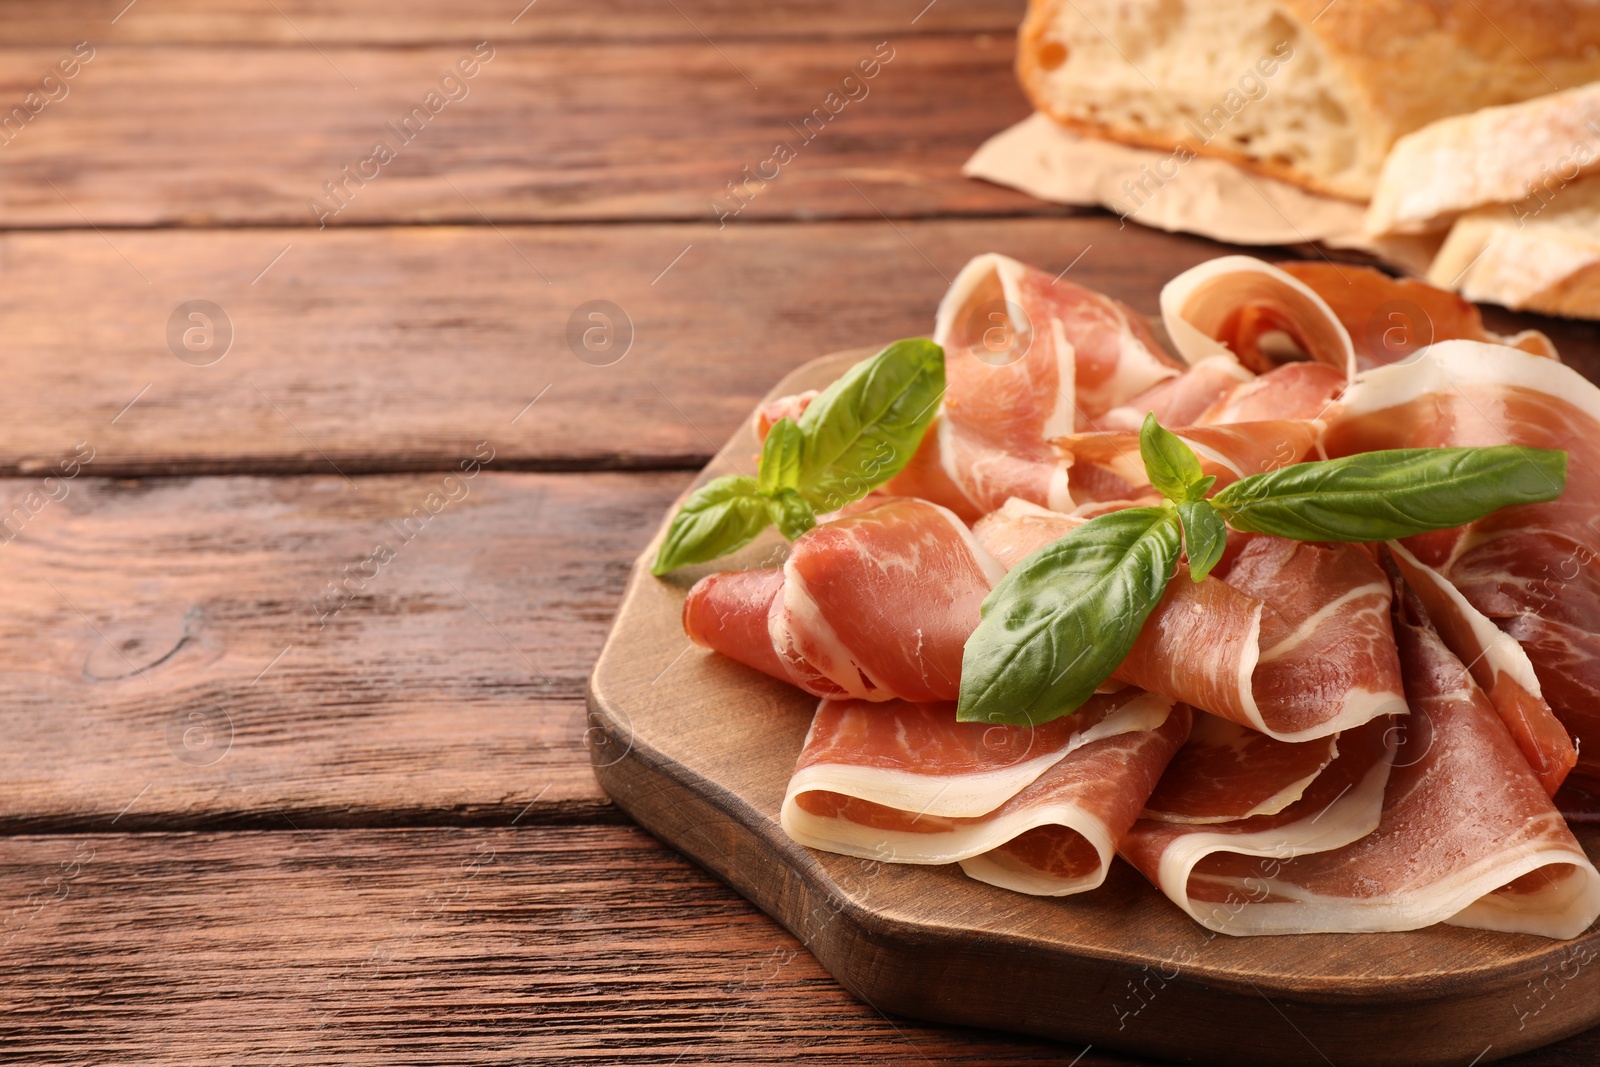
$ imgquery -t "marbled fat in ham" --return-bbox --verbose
[973,500,1405,741]
[879,253,1181,514]
[1054,419,1320,503]
[1324,341,1600,782]
[1122,583,1600,937]
[782,691,1190,895]
[683,497,1003,702]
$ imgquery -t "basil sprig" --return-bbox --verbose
[651,339,944,575]
[1209,446,1567,541]
[957,415,1566,725]
[958,506,1181,728]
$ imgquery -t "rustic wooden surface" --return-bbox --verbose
[3,1,1598,1064]
[0,37,1043,227]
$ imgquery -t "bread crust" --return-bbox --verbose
[1018,0,1600,201]
[1367,83,1600,235]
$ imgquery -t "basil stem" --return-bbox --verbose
[1211,446,1568,542]
[957,506,1182,725]
[651,340,944,575]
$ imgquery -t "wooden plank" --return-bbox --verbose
[0,825,1157,1066]
[0,36,1046,227]
[1,825,1592,1066]
[0,470,702,833]
[7,218,1599,478]
[0,218,1254,476]
[0,0,1027,44]
[588,353,1600,1067]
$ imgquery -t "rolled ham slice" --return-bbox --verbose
[1323,341,1600,782]
[1278,261,1559,365]
[973,500,1406,742]
[879,253,1181,514]
[683,497,1002,703]
[1195,361,1347,425]
[1160,256,1357,380]
[1121,583,1600,939]
[1099,353,1254,432]
[781,690,1191,895]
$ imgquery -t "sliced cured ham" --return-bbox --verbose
[1160,256,1356,380]
[1054,420,1320,504]
[880,253,1181,514]
[1100,353,1254,432]
[1119,714,1396,933]
[1278,261,1559,365]
[972,500,1406,741]
[782,691,1190,895]
[1386,543,1576,795]
[1323,341,1600,781]
[754,389,817,438]
[683,497,1002,703]
[1195,361,1347,425]
[1141,712,1338,824]
[1121,584,1600,939]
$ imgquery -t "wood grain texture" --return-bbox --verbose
[0,825,1162,1067]
[5,219,1597,477]
[0,470,707,833]
[0,219,1231,475]
[588,353,1600,1067]
[0,36,1044,227]
[0,218,1400,476]
[0,0,1027,44]
[3,824,1595,1067]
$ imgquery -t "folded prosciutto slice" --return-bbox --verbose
[1160,256,1356,379]
[1099,353,1254,432]
[1194,361,1346,425]
[1387,543,1576,795]
[879,253,1181,514]
[1324,341,1600,782]
[973,500,1406,741]
[1054,419,1320,504]
[1277,261,1559,365]
[683,497,1002,703]
[1159,256,1557,386]
[1121,582,1600,938]
[782,690,1190,895]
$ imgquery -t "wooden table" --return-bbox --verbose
[2,3,1597,1064]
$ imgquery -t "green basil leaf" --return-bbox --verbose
[1140,413,1210,502]
[957,506,1182,726]
[651,476,772,575]
[797,338,945,511]
[1178,498,1227,582]
[768,488,817,541]
[757,418,804,495]
[1210,446,1567,542]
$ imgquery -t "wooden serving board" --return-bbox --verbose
[588,350,1600,1067]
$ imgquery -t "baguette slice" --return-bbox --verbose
[1018,0,1600,201]
[1367,83,1600,236]
[1427,181,1600,319]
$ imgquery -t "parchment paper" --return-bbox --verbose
[966,114,1441,275]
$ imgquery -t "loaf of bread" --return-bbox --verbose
[1367,84,1600,235]
[1017,0,1600,201]
[1427,181,1600,318]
